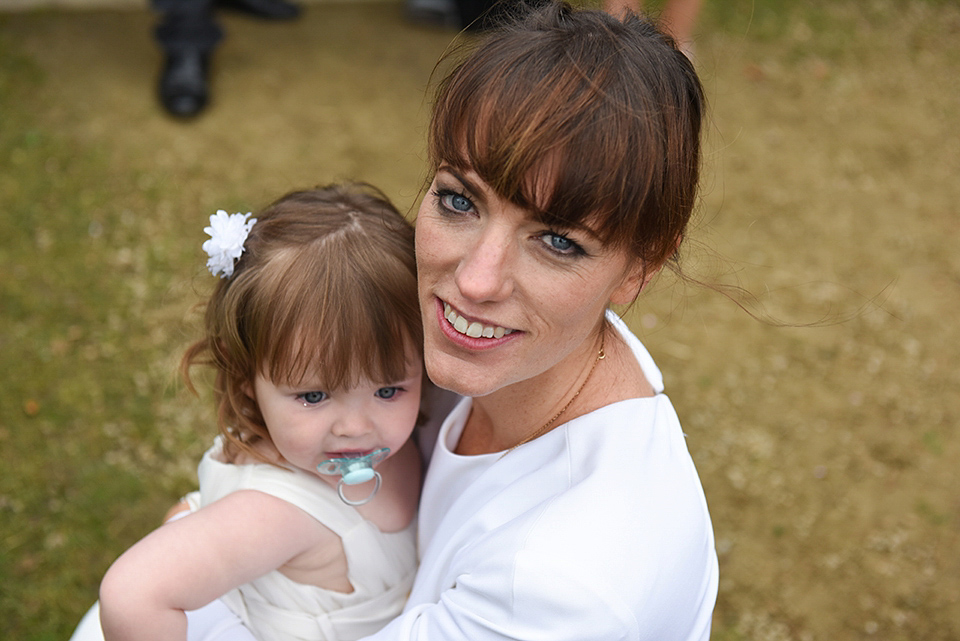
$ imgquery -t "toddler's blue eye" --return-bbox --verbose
[376,387,400,399]
[300,391,326,404]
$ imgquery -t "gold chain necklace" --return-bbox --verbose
[501,327,606,456]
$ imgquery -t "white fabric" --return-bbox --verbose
[198,438,417,641]
[364,311,718,641]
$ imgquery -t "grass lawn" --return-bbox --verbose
[2,0,959,639]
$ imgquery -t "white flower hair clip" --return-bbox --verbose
[202,210,257,278]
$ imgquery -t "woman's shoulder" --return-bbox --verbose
[495,418,718,638]
[540,396,713,557]
[576,312,664,414]
[517,415,717,621]
[606,310,664,393]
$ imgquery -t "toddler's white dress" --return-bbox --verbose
[68,436,417,641]
[198,436,417,641]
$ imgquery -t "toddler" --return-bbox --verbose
[83,184,423,641]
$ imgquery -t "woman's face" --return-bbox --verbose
[415,164,644,398]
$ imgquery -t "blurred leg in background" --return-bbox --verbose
[153,0,301,118]
[603,0,702,58]
[154,0,221,117]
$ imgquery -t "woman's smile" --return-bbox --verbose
[441,299,517,340]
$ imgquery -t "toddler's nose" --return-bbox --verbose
[330,411,372,438]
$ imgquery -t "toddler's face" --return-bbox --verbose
[253,351,423,480]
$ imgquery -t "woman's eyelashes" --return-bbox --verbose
[433,187,475,216]
[539,231,585,257]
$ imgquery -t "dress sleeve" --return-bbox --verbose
[360,521,716,641]
[359,553,635,641]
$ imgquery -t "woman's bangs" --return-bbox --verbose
[432,50,634,244]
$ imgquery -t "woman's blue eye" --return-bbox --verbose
[300,391,326,405]
[542,233,579,255]
[438,190,473,213]
[376,387,400,399]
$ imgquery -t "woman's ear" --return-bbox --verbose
[610,260,657,306]
[611,234,682,306]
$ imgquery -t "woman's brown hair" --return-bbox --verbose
[182,184,420,463]
[428,1,704,274]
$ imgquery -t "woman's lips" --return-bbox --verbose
[434,298,520,350]
[442,301,516,339]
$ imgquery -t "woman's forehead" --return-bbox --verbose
[440,147,562,207]
[436,161,609,245]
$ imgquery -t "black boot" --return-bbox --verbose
[159,49,210,117]
[154,15,222,118]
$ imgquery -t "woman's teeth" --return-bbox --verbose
[444,303,514,339]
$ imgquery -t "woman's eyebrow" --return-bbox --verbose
[438,165,487,204]
[539,216,604,245]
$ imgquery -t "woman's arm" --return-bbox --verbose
[99,490,331,641]
[363,551,715,641]
[361,557,640,641]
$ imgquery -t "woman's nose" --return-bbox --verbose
[454,229,515,303]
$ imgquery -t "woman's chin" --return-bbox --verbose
[424,353,502,399]
[426,370,492,399]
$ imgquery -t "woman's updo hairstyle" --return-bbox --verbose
[428,1,704,273]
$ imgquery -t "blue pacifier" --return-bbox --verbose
[317,448,390,506]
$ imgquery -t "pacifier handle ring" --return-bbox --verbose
[336,471,382,506]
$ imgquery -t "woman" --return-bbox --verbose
[368,4,717,640]
[74,3,717,640]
